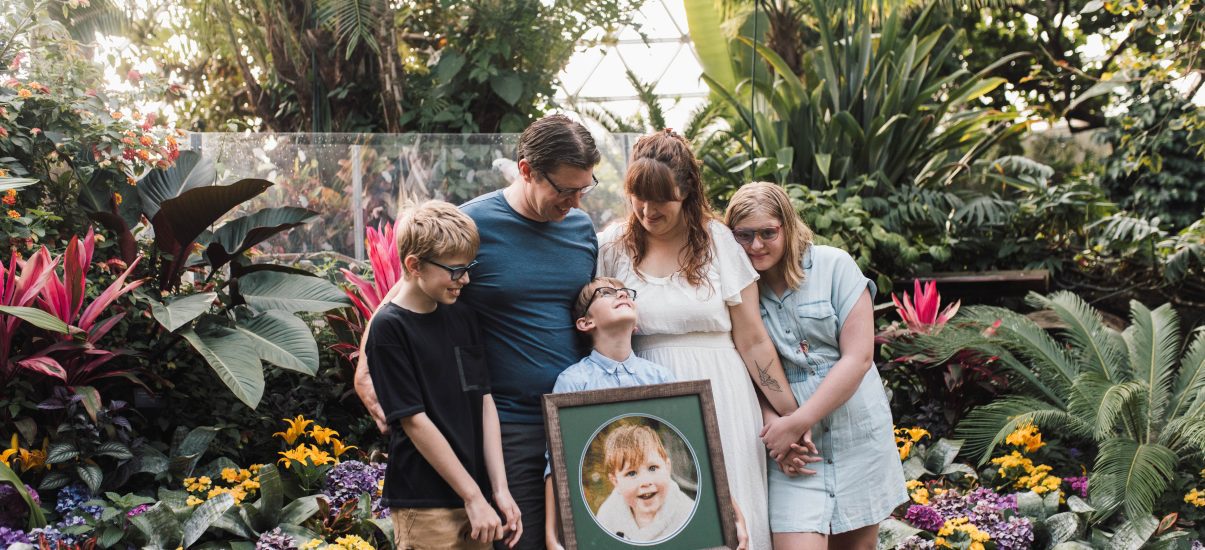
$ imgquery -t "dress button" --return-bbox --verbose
[778,304,783,309]
[829,492,836,497]
[826,459,833,464]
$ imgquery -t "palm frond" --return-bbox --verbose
[315,0,381,59]
[1170,329,1205,419]
[1091,380,1148,441]
[1124,301,1181,434]
[955,396,1085,464]
[1027,291,1128,382]
[50,0,133,43]
[1090,438,1178,520]
[1158,415,1205,456]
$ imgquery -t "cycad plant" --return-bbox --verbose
[919,292,1205,524]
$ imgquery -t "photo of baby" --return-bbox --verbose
[580,415,699,544]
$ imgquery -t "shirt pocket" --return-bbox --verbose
[454,345,489,392]
[795,301,838,349]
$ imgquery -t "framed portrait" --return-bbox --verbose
[542,380,739,549]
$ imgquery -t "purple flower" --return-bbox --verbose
[904,504,945,531]
[0,483,33,529]
[990,516,1035,550]
[322,460,387,517]
[127,504,151,517]
[1191,541,1203,550]
[0,525,31,546]
[967,487,1017,511]
[1064,476,1089,498]
[255,527,298,550]
[54,483,101,518]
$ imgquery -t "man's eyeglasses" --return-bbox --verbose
[543,171,599,198]
[584,286,637,313]
[732,226,782,246]
[423,258,479,281]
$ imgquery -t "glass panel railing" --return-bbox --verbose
[189,132,641,262]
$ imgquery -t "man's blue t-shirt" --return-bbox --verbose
[459,190,597,424]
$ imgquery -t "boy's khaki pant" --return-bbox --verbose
[391,507,493,550]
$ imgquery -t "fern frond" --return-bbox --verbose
[1125,301,1181,433]
[1027,291,1128,382]
[1090,438,1178,520]
[1170,330,1205,419]
[955,396,1085,464]
[315,0,381,59]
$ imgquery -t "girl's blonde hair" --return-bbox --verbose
[723,182,813,290]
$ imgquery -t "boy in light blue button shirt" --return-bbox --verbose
[543,277,748,549]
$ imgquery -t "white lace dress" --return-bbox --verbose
[598,221,770,550]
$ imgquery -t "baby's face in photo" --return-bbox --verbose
[609,444,672,518]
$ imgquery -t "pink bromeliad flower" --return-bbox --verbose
[891,280,961,334]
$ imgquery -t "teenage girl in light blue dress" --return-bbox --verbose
[724,182,907,550]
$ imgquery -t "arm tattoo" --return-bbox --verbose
[756,360,783,392]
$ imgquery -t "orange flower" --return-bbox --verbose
[136,149,150,160]
[111,111,122,120]
[7,210,19,219]
[114,192,122,205]
[3,190,16,205]
[126,176,136,185]
[17,89,31,99]
[139,135,153,146]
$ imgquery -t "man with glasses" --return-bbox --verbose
[356,114,600,550]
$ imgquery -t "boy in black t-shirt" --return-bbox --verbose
[364,201,521,549]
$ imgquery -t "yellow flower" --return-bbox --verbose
[911,487,930,505]
[330,438,357,458]
[906,480,924,490]
[114,192,122,205]
[7,210,19,219]
[332,534,375,550]
[299,540,323,550]
[1005,422,1045,453]
[306,444,336,465]
[186,495,203,506]
[1185,489,1205,507]
[897,439,913,460]
[221,467,249,484]
[275,415,314,445]
[906,427,930,443]
[310,425,338,445]
[249,463,264,473]
[278,446,310,469]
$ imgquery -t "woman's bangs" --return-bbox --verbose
[624,160,679,202]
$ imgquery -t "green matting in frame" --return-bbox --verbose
[543,380,738,550]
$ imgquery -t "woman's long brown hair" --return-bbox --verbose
[620,129,714,287]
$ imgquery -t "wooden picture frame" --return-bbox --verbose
[542,380,738,549]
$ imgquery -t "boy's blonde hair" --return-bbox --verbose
[603,424,669,476]
[573,276,628,320]
[723,182,813,290]
[396,200,480,275]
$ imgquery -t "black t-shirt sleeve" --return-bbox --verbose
[365,315,425,425]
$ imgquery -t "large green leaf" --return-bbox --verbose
[183,492,235,547]
[137,151,215,218]
[206,207,319,271]
[168,426,219,479]
[280,495,322,525]
[235,310,319,375]
[149,292,217,332]
[0,305,70,333]
[0,462,46,528]
[131,502,183,550]
[248,463,283,529]
[150,177,272,290]
[683,0,737,92]
[181,325,265,409]
[1124,301,1180,430]
[235,271,351,313]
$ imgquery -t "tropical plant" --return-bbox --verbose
[96,150,351,409]
[699,0,1025,193]
[926,292,1205,531]
[329,222,399,364]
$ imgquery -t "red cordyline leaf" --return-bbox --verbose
[16,355,66,380]
[78,257,143,332]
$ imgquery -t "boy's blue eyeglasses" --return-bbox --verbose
[543,171,599,198]
[423,258,478,281]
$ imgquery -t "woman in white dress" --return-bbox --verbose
[597,130,800,550]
